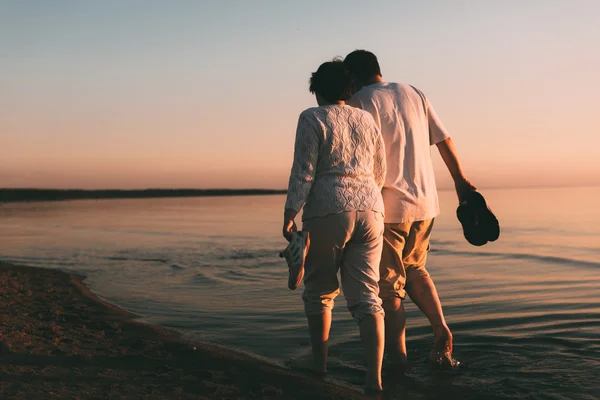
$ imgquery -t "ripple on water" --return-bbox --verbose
[217,248,280,260]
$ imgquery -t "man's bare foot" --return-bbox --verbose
[385,353,408,375]
[428,328,460,368]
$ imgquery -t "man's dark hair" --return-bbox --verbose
[309,60,355,103]
[343,50,381,82]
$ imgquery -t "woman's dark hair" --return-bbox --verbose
[343,50,381,82]
[309,59,355,103]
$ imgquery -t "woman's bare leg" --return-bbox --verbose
[307,310,332,373]
[358,313,385,391]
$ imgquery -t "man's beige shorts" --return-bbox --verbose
[379,219,434,300]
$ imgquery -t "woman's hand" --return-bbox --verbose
[282,218,298,242]
[282,208,299,242]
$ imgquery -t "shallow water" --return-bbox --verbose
[1,187,599,399]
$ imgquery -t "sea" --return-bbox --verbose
[1,187,599,400]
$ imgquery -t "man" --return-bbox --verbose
[344,50,476,368]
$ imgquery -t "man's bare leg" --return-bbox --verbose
[381,297,408,369]
[405,275,455,366]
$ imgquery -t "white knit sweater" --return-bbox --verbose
[285,104,386,220]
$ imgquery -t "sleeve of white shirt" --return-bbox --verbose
[373,125,386,190]
[284,113,320,212]
[427,98,451,145]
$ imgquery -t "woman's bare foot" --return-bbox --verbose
[287,356,326,378]
[364,385,383,397]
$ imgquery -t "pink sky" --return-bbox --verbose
[2,1,599,190]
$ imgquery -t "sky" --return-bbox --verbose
[1,0,599,190]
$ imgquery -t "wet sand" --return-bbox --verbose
[0,262,369,399]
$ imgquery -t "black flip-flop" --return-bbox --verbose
[469,191,499,242]
[457,191,500,246]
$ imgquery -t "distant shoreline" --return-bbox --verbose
[0,188,287,203]
[2,185,597,203]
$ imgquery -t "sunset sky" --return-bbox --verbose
[2,1,599,189]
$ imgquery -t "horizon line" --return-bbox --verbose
[1,183,599,191]
[2,184,598,203]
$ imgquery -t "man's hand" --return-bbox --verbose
[455,178,477,203]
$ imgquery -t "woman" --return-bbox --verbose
[282,60,386,392]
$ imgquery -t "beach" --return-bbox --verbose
[0,262,369,399]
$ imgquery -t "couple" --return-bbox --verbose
[282,50,476,392]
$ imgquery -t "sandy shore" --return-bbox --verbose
[0,262,370,399]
